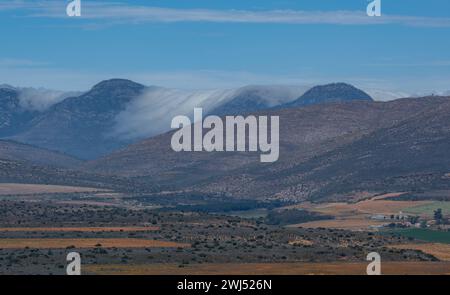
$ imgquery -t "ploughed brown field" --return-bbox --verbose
[0,238,189,249]
[0,226,159,232]
[84,262,450,275]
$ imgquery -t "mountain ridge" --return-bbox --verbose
[83,96,450,201]
[3,80,374,159]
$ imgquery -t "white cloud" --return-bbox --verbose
[17,87,80,111]
[363,60,450,67]
[0,66,319,91]
[110,84,308,140]
[110,87,237,140]
[0,58,48,67]
[3,1,450,28]
[364,89,411,102]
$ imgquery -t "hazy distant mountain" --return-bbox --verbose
[281,83,373,108]
[0,139,82,168]
[9,79,146,159]
[85,96,450,201]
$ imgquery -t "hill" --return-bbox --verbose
[84,96,450,200]
[0,140,82,169]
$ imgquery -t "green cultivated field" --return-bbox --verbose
[391,228,450,244]
[404,201,450,216]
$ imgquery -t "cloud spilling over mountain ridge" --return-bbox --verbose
[111,84,308,140]
[1,78,423,160]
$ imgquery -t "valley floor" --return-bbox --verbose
[84,262,450,275]
[0,185,448,275]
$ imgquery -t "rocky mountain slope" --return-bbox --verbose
[0,87,38,137]
[9,79,146,159]
[2,80,373,161]
[84,96,450,201]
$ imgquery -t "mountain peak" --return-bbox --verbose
[300,82,373,102]
[91,79,145,92]
[285,82,373,108]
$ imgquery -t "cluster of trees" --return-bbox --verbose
[434,208,448,225]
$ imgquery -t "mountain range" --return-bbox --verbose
[0,80,373,159]
[84,95,450,202]
[2,78,449,203]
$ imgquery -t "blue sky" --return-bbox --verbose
[1,0,450,95]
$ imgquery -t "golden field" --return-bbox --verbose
[85,262,450,275]
[0,238,189,249]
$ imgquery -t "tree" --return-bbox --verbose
[434,208,443,224]
[409,216,419,224]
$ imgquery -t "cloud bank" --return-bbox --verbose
[3,1,450,27]
[0,84,80,111]
[17,87,80,111]
[111,85,307,140]
[111,87,237,140]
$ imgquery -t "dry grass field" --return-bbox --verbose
[0,238,189,249]
[0,183,107,195]
[0,226,159,232]
[84,262,450,275]
[390,243,450,261]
